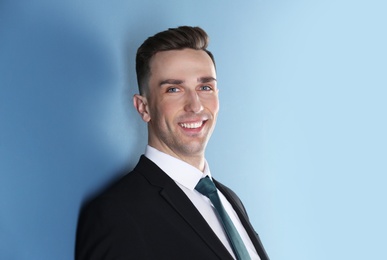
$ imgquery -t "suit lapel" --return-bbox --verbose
[136,156,234,260]
[214,179,270,260]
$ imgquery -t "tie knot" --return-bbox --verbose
[195,176,217,197]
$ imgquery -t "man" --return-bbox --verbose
[76,26,269,260]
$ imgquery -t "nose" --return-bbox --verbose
[184,90,203,113]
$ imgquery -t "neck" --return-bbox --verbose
[180,155,205,172]
[147,144,206,172]
[165,151,206,172]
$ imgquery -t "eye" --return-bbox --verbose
[166,87,180,93]
[200,85,213,91]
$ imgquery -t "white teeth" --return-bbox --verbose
[180,121,203,129]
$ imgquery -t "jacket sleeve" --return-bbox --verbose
[75,198,150,260]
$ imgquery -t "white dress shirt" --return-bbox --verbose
[145,145,260,259]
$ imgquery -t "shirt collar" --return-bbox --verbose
[144,145,211,190]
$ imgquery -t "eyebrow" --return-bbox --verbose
[159,77,217,86]
[198,77,217,83]
[159,79,184,86]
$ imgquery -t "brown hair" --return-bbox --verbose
[136,26,215,95]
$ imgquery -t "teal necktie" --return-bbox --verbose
[195,177,251,260]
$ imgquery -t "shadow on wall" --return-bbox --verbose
[0,3,147,259]
[1,5,115,167]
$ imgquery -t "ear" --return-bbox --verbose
[133,94,151,122]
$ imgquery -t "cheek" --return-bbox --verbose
[206,97,219,115]
[152,101,178,122]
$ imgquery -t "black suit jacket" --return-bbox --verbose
[76,156,269,260]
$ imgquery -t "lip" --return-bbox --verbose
[178,120,207,133]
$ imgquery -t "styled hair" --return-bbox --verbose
[135,26,215,95]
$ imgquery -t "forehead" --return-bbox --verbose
[149,49,216,79]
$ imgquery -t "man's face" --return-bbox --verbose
[141,48,219,163]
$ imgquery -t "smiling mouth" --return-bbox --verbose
[179,120,206,129]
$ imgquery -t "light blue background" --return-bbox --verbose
[1,0,386,259]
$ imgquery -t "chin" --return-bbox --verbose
[179,143,206,156]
